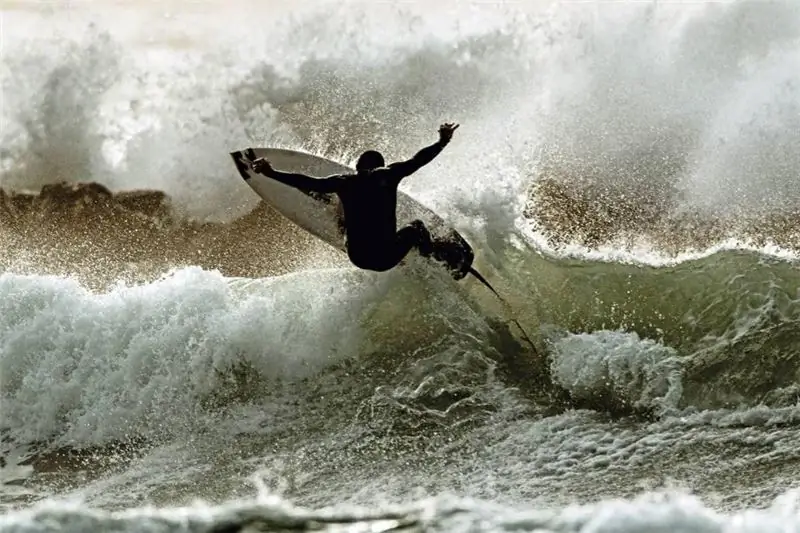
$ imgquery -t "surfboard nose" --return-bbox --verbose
[229,151,251,181]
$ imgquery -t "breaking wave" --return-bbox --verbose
[3,0,800,521]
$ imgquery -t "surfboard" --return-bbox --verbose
[229,147,476,281]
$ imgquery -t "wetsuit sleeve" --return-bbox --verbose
[265,170,342,193]
[385,139,449,182]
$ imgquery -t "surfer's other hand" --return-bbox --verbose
[251,158,273,175]
[438,123,459,143]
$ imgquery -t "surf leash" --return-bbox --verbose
[466,267,540,355]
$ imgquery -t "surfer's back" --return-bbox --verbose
[335,168,402,243]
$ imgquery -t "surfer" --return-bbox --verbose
[250,123,459,273]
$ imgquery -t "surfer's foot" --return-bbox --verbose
[409,220,434,258]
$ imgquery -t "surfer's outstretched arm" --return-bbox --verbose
[264,170,340,193]
[386,123,459,181]
[251,158,341,193]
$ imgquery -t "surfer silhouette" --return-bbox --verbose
[250,123,459,273]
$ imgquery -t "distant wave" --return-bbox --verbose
[0,182,347,289]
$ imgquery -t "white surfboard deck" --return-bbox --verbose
[229,147,475,280]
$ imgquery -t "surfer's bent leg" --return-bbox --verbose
[346,221,434,271]
[393,220,434,263]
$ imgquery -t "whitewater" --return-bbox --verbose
[2,0,800,531]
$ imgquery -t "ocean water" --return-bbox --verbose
[2,1,800,531]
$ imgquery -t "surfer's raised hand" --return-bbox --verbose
[251,158,273,175]
[438,123,459,143]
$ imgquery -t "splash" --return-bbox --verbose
[5,1,800,255]
[527,0,800,251]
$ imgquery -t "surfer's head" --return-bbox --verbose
[355,150,385,172]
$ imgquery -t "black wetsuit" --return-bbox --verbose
[262,139,449,272]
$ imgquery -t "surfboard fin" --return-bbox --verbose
[467,267,539,355]
[467,266,501,299]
